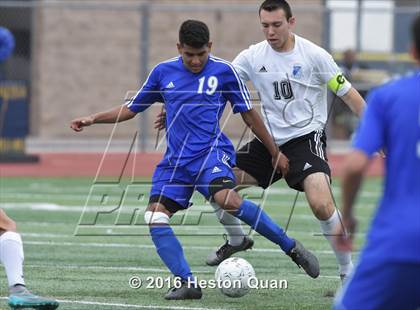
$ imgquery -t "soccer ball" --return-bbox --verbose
[215,257,255,298]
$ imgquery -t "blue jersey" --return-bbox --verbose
[353,70,420,262]
[127,56,251,166]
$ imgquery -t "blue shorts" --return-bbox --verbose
[149,149,235,212]
[333,259,420,310]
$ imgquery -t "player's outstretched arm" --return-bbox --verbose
[70,104,137,132]
[240,109,289,176]
[340,87,366,117]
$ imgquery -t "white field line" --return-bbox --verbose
[2,184,381,197]
[0,202,378,213]
[23,264,341,280]
[22,232,71,238]
[23,240,359,255]
[0,297,231,310]
[2,203,88,212]
[0,191,381,201]
[2,182,381,195]
[20,229,367,239]
[25,264,213,274]
[18,220,372,232]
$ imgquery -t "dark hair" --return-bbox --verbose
[412,14,420,53]
[259,0,293,20]
[179,20,210,48]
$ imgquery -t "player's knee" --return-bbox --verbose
[310,201,334,220]
[144,210,170,226]
[0,209,17,232]
[209,177,239,210]
[0,221,17,233]
[213,189,242,212]
[225,193,243,211]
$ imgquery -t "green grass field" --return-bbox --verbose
[0,176,382,310]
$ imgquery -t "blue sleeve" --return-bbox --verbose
[223,65,253,114]
[126,65,164,113]
[353,89,385,157]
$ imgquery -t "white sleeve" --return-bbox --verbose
[232,48,252,82]
[315,48,352,97]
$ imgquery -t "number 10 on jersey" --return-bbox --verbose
[273,79,294,100]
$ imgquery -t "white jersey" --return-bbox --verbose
[233,34,351,146]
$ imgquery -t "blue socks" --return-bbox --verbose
[149,200,294,282]
[233,200,295,253]
[150,226,193,281]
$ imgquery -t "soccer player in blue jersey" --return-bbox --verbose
[333,14,420,310]
[71,20,319,300]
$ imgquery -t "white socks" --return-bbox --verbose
[210,202,246,246]
[0,231,25,287]
[211,201,353,275]
[320,209,354,276]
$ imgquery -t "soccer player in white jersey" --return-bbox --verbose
[204,0,366,282]
[0,209,59,309]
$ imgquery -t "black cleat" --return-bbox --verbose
[164,280,202,300]
[206,236,254,266]
[287,240,320,278]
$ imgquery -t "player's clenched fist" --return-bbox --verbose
[272,151,289,177]
[70,116,94,132]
